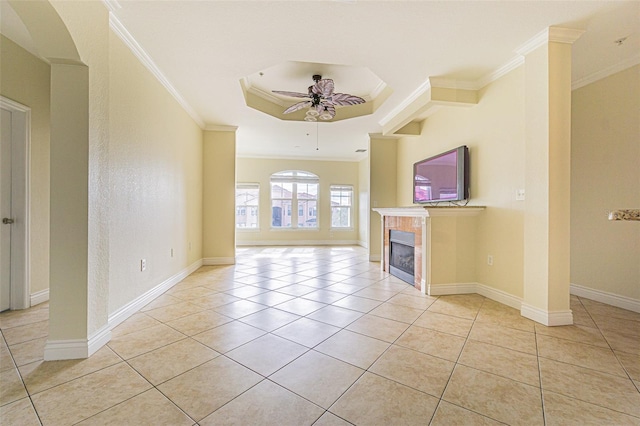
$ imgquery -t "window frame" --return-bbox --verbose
[235,183,260,230]
[330,184,354,230]
[270,171,319,230]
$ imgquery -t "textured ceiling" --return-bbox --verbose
[3,1,639,161]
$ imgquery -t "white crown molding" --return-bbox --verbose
[379,79,431,127]
[428,77,477,91]
[242,78,288,106]
[475,55,525,90]
[204,125,238,132]
[235,153,362,162]
[516,26,585,57]
[572,53,640,91]
[108,14,205,129]
[101,0,122,13]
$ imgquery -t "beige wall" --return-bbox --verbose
[369,137,398,260]
[358,157,369,248]
[108,30,203,313]
[0,35,51,297]
[203,130,236,261]
[396,67,526,297]
[571,65,640,301]
[236,157,360,245]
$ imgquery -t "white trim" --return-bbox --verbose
[43,324,112,361]
[476,283,522,310]
[108,15,205,129]
[520,303,573,326]
[572,54,640,91]
[108,259,203,330]
[379,79,431,127]
[30,289,49,306]
[236,240,359,247]
[1,97,31,310]
[44,338,90,361]
[571,283,640,314]
[202,257,236,265]
[475,56,524,90]
[427,282,477,296]
[204,125,238,132]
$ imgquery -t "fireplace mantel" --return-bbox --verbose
[373,206,485,294]
[373,206,486,218]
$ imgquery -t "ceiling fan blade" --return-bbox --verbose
[329,93,365,106]
[319,103,336,119]
[312,79,335,97]
[283,100,312,114]
[272,90,311,99]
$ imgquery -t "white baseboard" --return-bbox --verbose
[108,259,203,330]
[202,257,235,265]
[520,303,573,326]
[427,282,477,296]
[236,240,359,246]
[30,289,49,306]
[476,283,522,310]
[570,283,640,314]
[44,324,111,361]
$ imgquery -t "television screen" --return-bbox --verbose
[413,145,469,203]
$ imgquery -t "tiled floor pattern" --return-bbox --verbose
[1,246,640,425]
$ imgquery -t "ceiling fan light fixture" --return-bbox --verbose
[304,115,317,122]
[319,108,333,121]
[306,109,319,117]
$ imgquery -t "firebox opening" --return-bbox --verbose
[389,230,415,285]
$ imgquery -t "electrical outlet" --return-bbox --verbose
[141,259,147,271]
[487,255,493,266]
[515,189,525,201]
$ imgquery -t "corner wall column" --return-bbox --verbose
[202,128,237,265]
[520,27,584,326]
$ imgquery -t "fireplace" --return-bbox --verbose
[389,230,415,285]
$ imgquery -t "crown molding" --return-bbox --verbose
[516,26,585,57]
[236,153,362,162]
[101,0,121,13]
[242,78,287,106]
[572,53,640,91]
[379,79,431,127]
[428,77,477,91]
[475,55,525,90]
[204,125,238,132]
[108,14,205,129]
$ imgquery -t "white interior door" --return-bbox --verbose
[0,108,12,311]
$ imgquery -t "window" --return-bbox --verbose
[236,184,259,229]
[271,171,318,229]
[331,185,353,228]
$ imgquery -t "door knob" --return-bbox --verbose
[2,218,14,224]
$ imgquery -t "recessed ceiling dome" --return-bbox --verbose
[240,61,391,122]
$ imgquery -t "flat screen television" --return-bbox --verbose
[413,145,469,203]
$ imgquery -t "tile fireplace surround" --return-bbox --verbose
[373,206,485,295]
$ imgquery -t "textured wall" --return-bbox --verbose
[0,35,51,296]
[571,65,640,301]
[108,30,203,314]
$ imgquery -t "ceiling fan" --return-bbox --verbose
[273,75,365,121]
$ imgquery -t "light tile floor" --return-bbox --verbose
[1,246,639,425]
